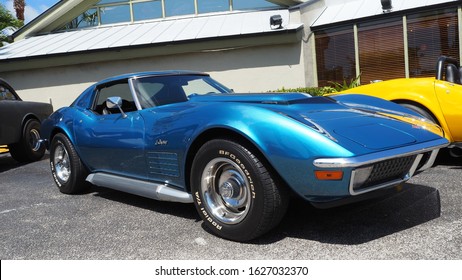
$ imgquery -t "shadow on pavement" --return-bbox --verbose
[91,186,200,221]
[0,149,445,245]
[0,153,25,173]
[256,183,440,245]
[435,149,462,168]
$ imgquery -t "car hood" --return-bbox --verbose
[190,93,443,150]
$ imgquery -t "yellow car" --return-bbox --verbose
[0,145,8,154]
[338,56,462,156]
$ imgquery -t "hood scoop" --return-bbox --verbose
[334,123,417,150]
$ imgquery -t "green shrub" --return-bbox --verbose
[269,86,336,96]
[328,75,361,92]
[271,75,361,96]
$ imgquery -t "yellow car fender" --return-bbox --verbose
[338,78,453,142]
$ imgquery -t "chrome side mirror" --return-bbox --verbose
[106,96,127,118]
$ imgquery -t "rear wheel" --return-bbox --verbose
[50,133,89,194]
[9,119,45,163]
[191,139,288,241]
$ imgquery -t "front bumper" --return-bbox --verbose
[313,138,448,197]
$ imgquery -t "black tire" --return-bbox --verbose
[399,103,437,124]
[9,119,45,163]
[50,133,90,194]
[191,139,288,242]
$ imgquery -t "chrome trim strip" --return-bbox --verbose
[86,173,193,203]
[407,154,424,178]
[128,78,143,110]
[349,177,406,196]
[417,149,440,172]
[313,139,448,168]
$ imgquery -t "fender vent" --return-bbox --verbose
[147,152,180,177]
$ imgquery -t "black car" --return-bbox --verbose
[0,78,53,162]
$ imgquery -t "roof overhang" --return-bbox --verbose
[13,0,308,40]
[13,0,97,41]
[1,10,303,72]
[311,0,460,30]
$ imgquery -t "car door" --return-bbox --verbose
[74,80,147,179]
[434,79,462,142]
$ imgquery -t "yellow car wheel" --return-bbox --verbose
[399,103,438,124]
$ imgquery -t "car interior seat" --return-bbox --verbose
[459,67,462,84]
[446,64,461,84]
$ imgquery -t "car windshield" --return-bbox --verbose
[133,75,232,109]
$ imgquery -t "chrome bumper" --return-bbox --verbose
[313,138,448,196]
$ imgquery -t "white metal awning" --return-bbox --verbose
[0,9,302,62]
[311,0,459,28]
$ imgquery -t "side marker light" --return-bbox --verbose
[315,170,343,180]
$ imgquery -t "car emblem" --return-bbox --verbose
[155,139,168,146]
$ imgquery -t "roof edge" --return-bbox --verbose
[13,0,96,41]
[1,27,303,72]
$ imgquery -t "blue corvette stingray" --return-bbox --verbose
[41,71,448,241]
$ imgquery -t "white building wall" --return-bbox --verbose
[2,42,305,110]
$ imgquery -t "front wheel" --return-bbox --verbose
[191,139,288,241]
[50,133,89,194]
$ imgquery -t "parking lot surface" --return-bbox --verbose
[1,152,461,259]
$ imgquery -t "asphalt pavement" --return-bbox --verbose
[1,151,461,259]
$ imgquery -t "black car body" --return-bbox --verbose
[0,78,53,162]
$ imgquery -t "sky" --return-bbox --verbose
[2,0,60,23]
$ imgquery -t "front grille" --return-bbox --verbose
[354,155,417,191]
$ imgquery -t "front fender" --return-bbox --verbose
[185,103,355,199]
[41,107,77,149]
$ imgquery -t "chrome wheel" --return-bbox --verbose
[53,142,71,183]
[191,139,289,241]
[50,133,89,194]
[201,157,251,224]
[8,119,45,163]
[28,128,41,152]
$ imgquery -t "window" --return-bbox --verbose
[134,75,230,108]
[164,0,195,17]
[100,4,131,25]
[181,77,226,95]
[358,18,405,83]
[62,8,98,30]
[94,82,136,114]
[198,0,229,14]
[135,76,188,108]
[133,0,163,21]
[59,0,283,30]
[233,0,277,10]
[0,86,17,100]
[98,0,127,4]
[315,27,356,87]
[407,9,459,77]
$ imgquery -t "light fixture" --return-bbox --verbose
[270,14,283,30]
[381,0,393,13]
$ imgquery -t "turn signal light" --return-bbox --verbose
[315,170,343,180]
